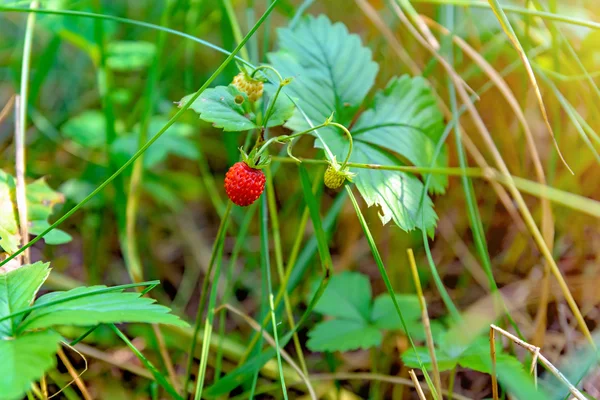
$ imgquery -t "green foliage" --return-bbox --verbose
[180,83,294,131]
[402,336,547,400]
[106,40,156,71]
[0,262,50,338]
[111,117,199,168]
[0,171,20,253]
[268,15,445,233]
[0,170,70,253]
[269,15,378,130]
[307,271,421,352]
[0,331,62,400]
[0,260,185,396]
[18,285,189,333]
[61,110,107,149]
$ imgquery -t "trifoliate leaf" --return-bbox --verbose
[0,331,61,400]
[107,41,155,71]
[19,285,188,332]
[268,15,378,131]
[311,271,372,321]
[352,76,448,194]
[307,319,382,352]
[0,262,51,338]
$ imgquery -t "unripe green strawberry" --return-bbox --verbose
[323,156,356,189]
[232,72,264,102]
[224,161,266,206]
[324,165,346,189]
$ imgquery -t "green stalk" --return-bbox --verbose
[183,202,233,391]
[16,0,38,265]
[265,166,308,374]
[223,0,251,61]
[259,194,289,399]
[193,240,227,399]
[110,324,182,400]
[408,0,600,30]
[346,187,439,399]
[0,0,281,268]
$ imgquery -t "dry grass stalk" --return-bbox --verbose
[490,324,586,400]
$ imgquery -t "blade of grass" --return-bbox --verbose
[259,193,288,399]
[183,202,232,392]
[407,248,442,397]
[391,0,595,346]
[410,0,600,30]
[265,166,308,375]
[110,324,183,400]
[15,1,38,265]
[485,0,572,173]
[346,187,439,400]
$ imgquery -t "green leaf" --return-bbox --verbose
[26,177,66,221]
[0,331,61,400]
[29,221,72,245]
[61,110,107,149]
[19,285,188,332]
[180,85,257,131]
[371,293,421,330]
[401,346,458,372]
[268,15,378,130]
[0,170,19,253]
[327,139,438,233]
[111,117,199,168]
[352,76,448,194]
[311,271,371,321]
[0,262,50,338]
[263,83,295,127]
[180,84,293,131]
[307,319,382,352]
[107,41,156,71]
[269,16,439,234]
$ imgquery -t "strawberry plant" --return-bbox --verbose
[1,1,597,399]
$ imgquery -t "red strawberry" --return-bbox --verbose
[224,161,266,206]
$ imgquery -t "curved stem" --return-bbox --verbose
[250,65,283,81]
[328,122,353,168]
[255,121,329,157]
